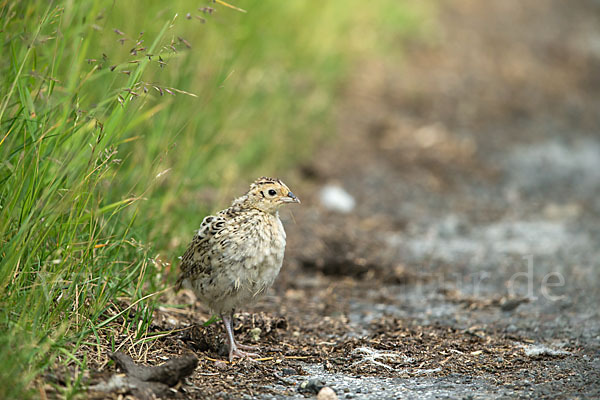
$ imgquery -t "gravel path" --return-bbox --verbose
[280,0,600,398]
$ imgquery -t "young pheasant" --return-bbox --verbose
[176,177,300,361]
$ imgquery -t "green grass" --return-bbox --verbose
[0,0,431,397]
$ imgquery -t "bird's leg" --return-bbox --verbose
[230,311,259,352]
[221,313,258,361]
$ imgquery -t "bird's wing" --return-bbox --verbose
[175,209,266,291]
[175,213,227,290]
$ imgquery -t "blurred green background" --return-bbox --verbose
[0,0,430,397]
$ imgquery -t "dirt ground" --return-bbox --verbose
[86,0,600,398]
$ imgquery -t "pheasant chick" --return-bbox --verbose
[176,177,300,361]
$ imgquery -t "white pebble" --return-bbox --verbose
[317,386,338,400]
[320,184,355,213]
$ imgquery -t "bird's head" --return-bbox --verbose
[237,177,300,213]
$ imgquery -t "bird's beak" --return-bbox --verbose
[284,191,301,204]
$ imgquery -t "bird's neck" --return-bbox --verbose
[228,197,279,216]
[231,195,280,216]
[251,205,279,216]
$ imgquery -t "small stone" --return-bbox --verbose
[500,298,528,311]
[320,184,355,213]
[298,378,326,394]
[317,386,338,400]
[282,368,297,376]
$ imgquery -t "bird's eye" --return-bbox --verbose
[268,189,277,196]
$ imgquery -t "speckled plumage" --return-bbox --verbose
[176,177,299,360]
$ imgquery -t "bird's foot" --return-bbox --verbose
[234,341,259,352]
[229,345,259,362]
